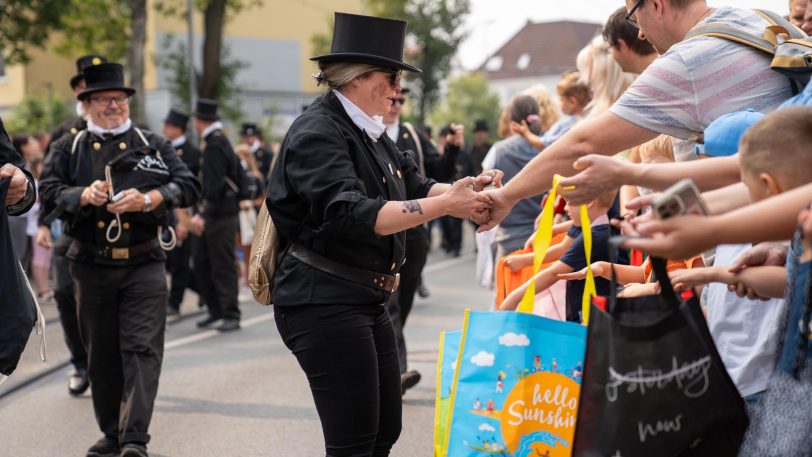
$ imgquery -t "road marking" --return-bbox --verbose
[164,312,275,350]
[423,252,474,273]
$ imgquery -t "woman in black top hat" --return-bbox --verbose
[267,12,497,457]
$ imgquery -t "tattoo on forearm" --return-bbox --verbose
[401,200,423,215]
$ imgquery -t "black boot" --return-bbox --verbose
[121,442,148,457]
[68,368,89,396]
[85,436,119,457]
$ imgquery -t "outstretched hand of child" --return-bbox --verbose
[557,261,608,281]
[617,282,660,298]
[504,254,532,272]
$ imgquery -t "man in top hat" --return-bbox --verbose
[162,109,202,317]
[39,62,200,457]
[189,99,243,332]
[240,122,274,180]
[381,86,463,395]
[469,119,492,176]
[34,54,108,398]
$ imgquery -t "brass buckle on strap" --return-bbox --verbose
[391,273,401,294]
[111,247,129,260]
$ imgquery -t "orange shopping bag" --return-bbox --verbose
[494,233,565,306]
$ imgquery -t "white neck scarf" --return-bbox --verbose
[202,121,224,139]
[251,139,261,153]
[333,90,385,141]
[171,135,187,148]
[87,118,132,138]
[385,122,399,142]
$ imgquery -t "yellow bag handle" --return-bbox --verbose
[517,175,595,324]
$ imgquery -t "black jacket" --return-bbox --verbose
[200,129,243,220]
[174,139,201,177]
[267,91,436,307]
[39,126,200,265]
[254,145,274,182]
[0,117,35,216]
[45,116,87,159]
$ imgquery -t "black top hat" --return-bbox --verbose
[310,13,421,73]
[164,109,190,129]
[70,55,107,89]
[194,98,219,121]
[77,63,135,100]
[241,122,259,137]
[474,119,489,132]
[399,87,411,95]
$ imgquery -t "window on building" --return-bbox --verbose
[517,54,530,70]
[485,56,503,72]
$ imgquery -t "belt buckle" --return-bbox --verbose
[111,247,129,260]
[390,273,401,294]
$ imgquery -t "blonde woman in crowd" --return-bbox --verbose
[576,35,637,118]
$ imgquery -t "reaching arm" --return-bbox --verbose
[557,261,645,284]
[670,266,787,299]
[499,261,574,311]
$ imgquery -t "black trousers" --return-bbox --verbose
[275,304,402,457]
[440,216,463,254]
[71,260,167,445]
[385,236,429,374]
[194,215,240,320]
[166,234,199,309]
[52,235,87,371]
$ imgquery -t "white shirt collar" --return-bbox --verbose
[75,102,86,119]
[87,118,132,138]
[171,135,187,148]
[202,121,224,139]
[251,139,261,153]
[385,122,399,142]
[333,89,385,141]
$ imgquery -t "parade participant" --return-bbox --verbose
[382,86,462,394]
[190,99,243,332]
[162,109,201,317]
[478,0,796,229]
[39,62,200,457]
[1,122,35,215]
[469,120,492,176]
[35,54,107,396]
[240,122,274,180]
[267,12,494,456]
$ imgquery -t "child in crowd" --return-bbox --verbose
[511,70,591,150]
[664,107,812,403]
[499,191,616,324]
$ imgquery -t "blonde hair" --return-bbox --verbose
[739,106,812,189]
[521,84,560,132]
[576,36,636,116]
[314,62,377,89]
[556,70,591,108]
[638,135,675,164]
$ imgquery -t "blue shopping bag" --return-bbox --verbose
[444,310,587,457]
[435,330,462,457]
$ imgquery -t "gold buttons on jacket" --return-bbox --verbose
[123,222,130,230]
[119,142,126,150]
[176,148,183,156]
[97,221,105,229]
[390,262,396,272]
[396,170,402,179]
[70,128,78,135]
[402,133,408,139]
[93,142,101,151]
[382,176,386,184]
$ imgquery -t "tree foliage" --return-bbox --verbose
[428,72,501,144]
[53,0,131,62]
[6,95,74,134]
[364,0,470,124]
[0,0,65,64]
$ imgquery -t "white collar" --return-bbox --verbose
[251,139,261,153]
[333,89,385,141]
[75,102,86,119]
[385,122,399,142]
[202,121,224,139]
[87,118,132,138]
[171,135,187,148]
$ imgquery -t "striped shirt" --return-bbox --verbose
[611,7,793,141]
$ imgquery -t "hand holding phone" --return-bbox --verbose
[652,179,709,219]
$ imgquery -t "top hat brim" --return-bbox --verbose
[194,112,219,121]
[77,84,136,100]
[310,53,421,73]
[70,74,84,89]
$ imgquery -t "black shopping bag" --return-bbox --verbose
[0,178,43,378]
[572,256,748,456]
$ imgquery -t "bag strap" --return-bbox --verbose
[753,8,808,40]
[402,122,426,176]
[650,256,681,307]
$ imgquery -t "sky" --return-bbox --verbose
[456,0,792,71]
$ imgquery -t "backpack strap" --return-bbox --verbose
[402,122,426,176]
[685,23,776,55]
[753,8,808,40]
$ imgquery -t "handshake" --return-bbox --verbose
[440,169,507,226]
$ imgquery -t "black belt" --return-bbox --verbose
[77,239,160,260]
[289,244,400,293]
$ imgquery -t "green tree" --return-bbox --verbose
[364,0,470,125]
[6,95,74,134]
[428,73,501,145]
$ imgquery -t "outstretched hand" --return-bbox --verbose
[621,214,716,259]
[559,154,628,205]
[443,176,493,220]
[476,187,515,233]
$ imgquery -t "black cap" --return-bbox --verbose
[194,98,219,121]
[474,119,489,132]
[241,122,259,137]
[70,55,107,89]
[77,63,135,100]
[310,13,421,73]
[164,109,190,129]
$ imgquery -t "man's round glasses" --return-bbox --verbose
[625,0,645,30]
[378,68,403,87]
[392,98,406,106]
[90,95,131,107]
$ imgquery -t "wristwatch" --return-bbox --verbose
[142,193,153,212]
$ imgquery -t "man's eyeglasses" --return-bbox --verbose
[90,95,131,107]
[625,0,645,30]
[377,68,403,87]
[392,98,406,106]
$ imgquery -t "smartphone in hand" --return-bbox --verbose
[652,179,709,219]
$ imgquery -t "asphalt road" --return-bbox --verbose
[0,243,492,456]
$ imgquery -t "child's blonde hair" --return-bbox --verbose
[556,69,591,108]
[638,135,674,164]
